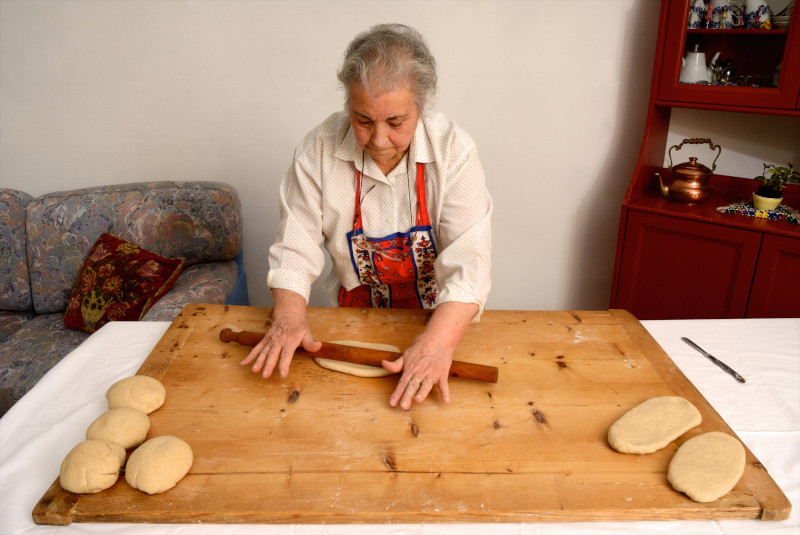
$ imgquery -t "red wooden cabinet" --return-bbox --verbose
[615,211,761,319]
[610,0,800,320]
[747,234,800,317]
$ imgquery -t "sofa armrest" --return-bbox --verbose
[141,261,238,322]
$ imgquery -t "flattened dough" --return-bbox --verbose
[668,431,745,502]
[106,375,165,414]
[313,340,400,378]
[608,396,701,454]
[125,435,193,494]
[86,407,150,450]
[59,439,126,494]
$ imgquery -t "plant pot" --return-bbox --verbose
[752,192,782,211]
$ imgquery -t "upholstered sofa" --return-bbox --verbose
[0,181,248,416]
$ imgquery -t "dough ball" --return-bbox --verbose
[313,340,400,378]
[86,407,150,450]
[59,439,126,494]
[125,435,193,494]
[106,375,165,414]
[608,396,701,454]
[668,431,746,502]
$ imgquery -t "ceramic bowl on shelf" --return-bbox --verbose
[773,15,791,29]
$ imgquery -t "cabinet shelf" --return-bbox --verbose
[686,28,789,36]
[630,173,800,240]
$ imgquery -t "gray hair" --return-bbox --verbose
[337,23,437,113]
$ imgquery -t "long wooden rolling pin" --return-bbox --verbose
[219,328,498,383]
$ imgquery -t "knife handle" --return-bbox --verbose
[220,329,499,384]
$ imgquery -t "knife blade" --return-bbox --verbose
[220,328,499,383]
[681,337,745,383]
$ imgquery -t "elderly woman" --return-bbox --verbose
[241,23,492,410]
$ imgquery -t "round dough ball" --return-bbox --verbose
[59,439,126,494]
[125,436,193,494]
[106,375,165,414]
[668,431,746,503]
[608,396,701,454]
[313,340,399,378]
[86,407,150,450]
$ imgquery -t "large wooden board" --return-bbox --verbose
[34,304,790,525]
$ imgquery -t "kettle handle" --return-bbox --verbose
[668,138,722,171]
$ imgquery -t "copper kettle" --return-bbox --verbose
[656,138,721,203]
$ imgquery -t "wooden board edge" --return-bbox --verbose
[135,303,206,379]
[609,309,792,521]
[32,478,78,525]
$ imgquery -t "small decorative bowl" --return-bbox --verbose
[773,16,792,29]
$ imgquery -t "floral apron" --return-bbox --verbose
[339,162,439,309]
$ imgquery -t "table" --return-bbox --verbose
[1,313,797,534]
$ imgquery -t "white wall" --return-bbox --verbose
[1,0,796,311]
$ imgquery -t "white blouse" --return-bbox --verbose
[266,110,492,313]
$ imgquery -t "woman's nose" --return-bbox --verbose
[370,123,389,146]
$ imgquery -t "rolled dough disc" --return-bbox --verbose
[125,435,193,494]
[86,407,150,450]
[313,340,400,378]
[59,439,126,494]
[106,375,166,414]
[667,431,746,502]
[608,396,701,454]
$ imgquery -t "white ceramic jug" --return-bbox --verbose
[680,45,713,84]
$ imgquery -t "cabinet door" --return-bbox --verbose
[614,211,762,320]
[746,234,800,318]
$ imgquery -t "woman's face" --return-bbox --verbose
[348,83,419,175]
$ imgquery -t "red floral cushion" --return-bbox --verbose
[64,233,185,333]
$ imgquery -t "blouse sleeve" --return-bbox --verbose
[266,143,327,303]
[433,147,493,317]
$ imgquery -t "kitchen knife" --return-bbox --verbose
[681,336,745,383]
[220,328,499,384]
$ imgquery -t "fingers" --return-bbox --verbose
[239,335,293,379]
[413,378,435,403]
[381,355,404,374]
[437,376,451,404]
[276,345,296,379]
[240,313,316,380]
[240,336,268,368]
[301,334,323,353]
[391,375,440,411]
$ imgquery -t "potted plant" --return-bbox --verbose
[753,162,800,210]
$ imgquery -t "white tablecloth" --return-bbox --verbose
[1,317,798,535]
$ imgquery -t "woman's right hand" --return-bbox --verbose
[240,289,321,379]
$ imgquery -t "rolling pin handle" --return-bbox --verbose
[219,328,236,343]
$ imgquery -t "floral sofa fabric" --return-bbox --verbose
[0,189,34,311]
[0,181,247,416]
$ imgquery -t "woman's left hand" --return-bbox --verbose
[382,334,452,410]
[381,301,479,410]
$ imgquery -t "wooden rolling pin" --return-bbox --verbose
[219,328,498,384]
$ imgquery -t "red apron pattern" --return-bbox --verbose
[339,162,439,309]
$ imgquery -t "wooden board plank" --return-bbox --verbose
[33,304,791,524]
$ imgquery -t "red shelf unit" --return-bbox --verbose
[609,0,800,320]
